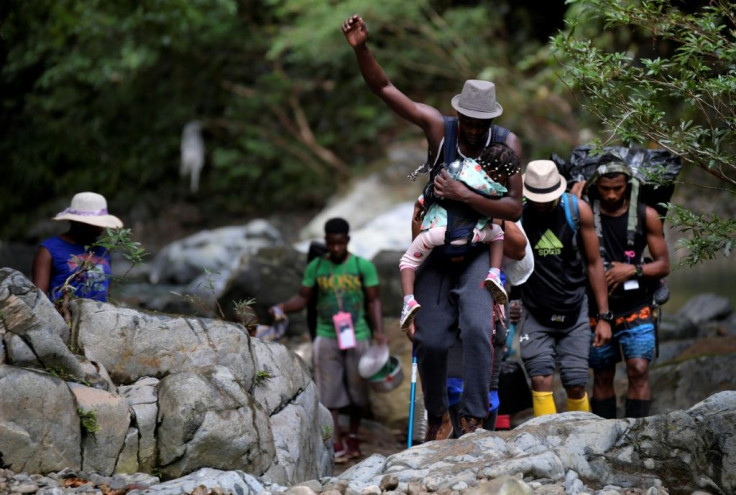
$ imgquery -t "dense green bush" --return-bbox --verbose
[552,0,735,265]
[1,0,570,240]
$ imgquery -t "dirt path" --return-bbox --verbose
[332,416,409,476]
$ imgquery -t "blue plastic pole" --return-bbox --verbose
[407,349,418,448]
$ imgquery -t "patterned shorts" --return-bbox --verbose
[589,306,655,369]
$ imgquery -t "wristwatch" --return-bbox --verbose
[635,264,644,278]
[596,311,614,322]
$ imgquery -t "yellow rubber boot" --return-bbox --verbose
[567,393,591,412]
[532,390,556,417]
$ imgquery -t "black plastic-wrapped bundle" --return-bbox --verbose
[552,145,683,218]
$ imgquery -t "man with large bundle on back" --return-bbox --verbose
[343,14,523,438]
[581,161,671,418]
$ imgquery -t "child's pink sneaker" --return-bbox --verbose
[400,297,421,331]
[484,270,508,305]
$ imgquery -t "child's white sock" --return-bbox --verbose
[404,295,415,303]
[488,267,501,277]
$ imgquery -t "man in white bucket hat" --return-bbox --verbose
[517,160,611,417]
[32,192,123,303]
[343,14,523,439]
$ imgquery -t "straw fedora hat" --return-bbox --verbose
[450,80,503,120]
[52,192,123,228]
[522,160,568,203]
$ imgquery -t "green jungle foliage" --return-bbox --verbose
[1,0,568,240]
[2,0,732,264]
[553,0,735,265]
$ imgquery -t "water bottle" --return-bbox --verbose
[445,160,463,180]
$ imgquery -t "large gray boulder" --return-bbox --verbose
[148,220,286,286]
[118,377,159,473]
[338,391,736,495]
[675,293,733,326]
[270,381,330,483]
[156,366,277,481]
[0,269,332,483]
[0,268,70,343]
[250,338,311,413]
[68,382,130,474]
[0,268,89,382]
[658,294,734,342]
[0,366,82,473]
[71,299,256,387]
[131,467,266,495]
[650,346,736,415]
[0,269,112,391]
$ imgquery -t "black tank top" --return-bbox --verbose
[597,202,649,315]
[521,199,586,318]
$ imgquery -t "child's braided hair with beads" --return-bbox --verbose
[476,142,520,185]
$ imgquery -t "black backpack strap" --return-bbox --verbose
[443,116,458,165]
[424,117,459,208]
[353,255,376,334]
[353,255,365,284]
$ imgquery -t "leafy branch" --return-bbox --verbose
[666,204,735,267]
[172,270,260,335]
[552,0,736,264]
[553,0,736,187]
[56,227,147,325]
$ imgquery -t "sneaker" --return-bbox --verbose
[335,435,361,464]
[345,434,361,457]
[333,439,348,459]
[484,270,508,305]
[400,297,421,331]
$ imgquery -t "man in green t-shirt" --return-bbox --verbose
[270,218,387,464]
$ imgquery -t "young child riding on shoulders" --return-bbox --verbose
[399,142,521,330]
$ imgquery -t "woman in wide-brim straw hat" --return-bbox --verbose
[32,192,123,303]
